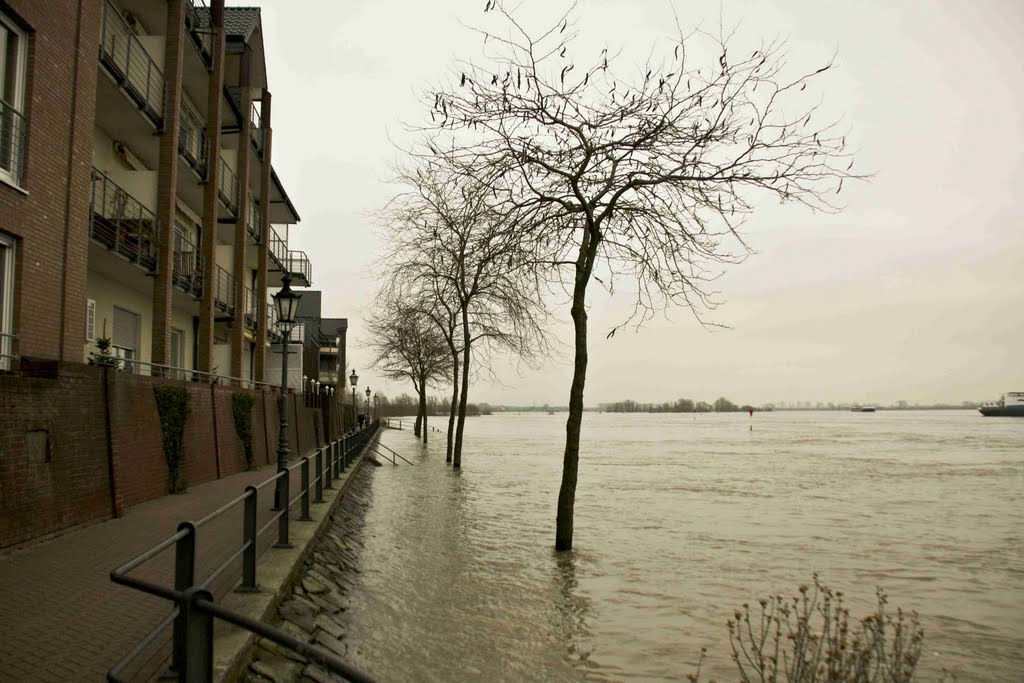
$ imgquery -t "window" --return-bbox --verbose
[85,299,96,341]
[0,233,14,370]
[112,306,140,372]
[0,12,27,186]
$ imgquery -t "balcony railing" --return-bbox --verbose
[213,265,236,316]
[172,232,203,296]
[250,101,264,155]
[247,195,262,243]
[269,226,287,270]
[90,168,159,272]
[243,287,258,331]
[99,0,165,129]
[0,98,27,186]
[217,157,238,215]
[286,251,312,285]
[178,99,208,178]
[184,0,214,66]
[267,303,281,341]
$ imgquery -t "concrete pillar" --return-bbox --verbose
[231,49,253,380]
[151,0,187,366]
[197,0,225,373]
[254,90,273,382]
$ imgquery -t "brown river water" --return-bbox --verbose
[336,411,1023,681]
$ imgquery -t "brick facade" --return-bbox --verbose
[0,363,341,549]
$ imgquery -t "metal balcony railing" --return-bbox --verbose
[213,265,236,316]
[286,251,312,285]
[243,286,258,331]
[267,303,281,341]
[268,226,287,270]
[217,157,239,215]
[90,168,159,272]
[247,195,262,243]
[99,0,165,129]
[250,101,264,155]
[0,98,27,186]
[172,232,203,296]
[178,99,208,178]
[184,0,214,66]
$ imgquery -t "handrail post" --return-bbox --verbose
[275,472,291,548]
[334,439,341,476]
[299,457,311,521]
[324,445,333,489]
[314,449,323,503]
[167,522,196,678]
[237,487,259,592]
[181,588,215,683]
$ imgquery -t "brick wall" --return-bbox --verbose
[0,0,99,364]
[0,365,111,548]
[1,364,335,549]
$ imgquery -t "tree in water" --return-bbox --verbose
[423,3,863,549]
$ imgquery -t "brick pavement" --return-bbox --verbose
[0,452,335,682]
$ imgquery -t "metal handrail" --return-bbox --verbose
[0,97,27,186]
[172,230,203,296]
[243,286,258,331]
[90,167,159,272]
[250,101,264,154]
[286,250,312,284]
[268,225,287,270]
[108,423,381,682]
[184,0,214,65]
[99,0,165,128]
[217,157,239,215]
[87,352,280,390]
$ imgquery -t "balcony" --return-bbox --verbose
[268,226,287,270]
[243,287,258,331]
[99,0,165,130]
[90,168,159,272]
[213,265,236,317]
[172,232,202,297]
[217,157,238,215]
[0,98,27,186]
[247,195,262,243]
[285,251,312,286]
[267,303,281,341]
[184,0,214,67]
[178,99,208,178]
[250,101,264,157]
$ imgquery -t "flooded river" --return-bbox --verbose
[337,411,1023,681]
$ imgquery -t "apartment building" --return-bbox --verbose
[293,289,348,392]
[0,0,313,383]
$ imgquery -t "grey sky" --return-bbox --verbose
[252,0,1022,406]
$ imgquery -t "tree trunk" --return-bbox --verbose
[452,307,472,469]
[419,381,428,444]
[447,350,459,463]
[555,232,598,551]
[413,378,422,437]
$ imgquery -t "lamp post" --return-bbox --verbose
[373,392,378,420]
[349,368,359,431]
[365,386,371,422]
[272,275,301,518]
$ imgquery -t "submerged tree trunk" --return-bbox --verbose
[447,350,459,463]
[555,232,598,551]
[413,378,422,437]
[452,307,472,469]
[419,380,428,443]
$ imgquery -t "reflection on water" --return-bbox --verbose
[338,411,1023,681]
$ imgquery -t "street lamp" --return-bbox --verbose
[349,368,358,430]
[373,392,378,420]
[365,386,371,422]
[272,275,301,520]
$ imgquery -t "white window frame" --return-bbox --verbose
[0,232,15,369]
[86,298,96,341]
[0,11,28,187]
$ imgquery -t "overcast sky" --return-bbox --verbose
[252,0,1022,407]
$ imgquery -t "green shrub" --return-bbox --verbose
[154,385,190,493]
[231,392,256,470]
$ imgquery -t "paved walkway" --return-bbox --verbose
[0,450,339,682]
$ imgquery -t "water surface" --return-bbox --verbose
[340,411,1023,681]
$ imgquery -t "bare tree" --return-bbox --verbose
[423,3,864,549]
[382,157,550,467]
[365,294,453,443]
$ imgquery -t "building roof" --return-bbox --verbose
[223,7,261,40]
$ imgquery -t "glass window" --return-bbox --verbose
[0,12,27,185]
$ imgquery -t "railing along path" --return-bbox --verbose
[107,422,381,683]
